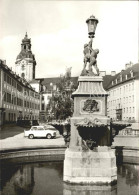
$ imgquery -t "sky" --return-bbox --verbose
[0,0,138,78]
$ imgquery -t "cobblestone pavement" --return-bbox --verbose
[0,124,65,151]
[0,124,27,139]
[0,132,65,151]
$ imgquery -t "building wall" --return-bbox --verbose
[134,80,139,122]
[30,83,40,93]
[107,79,138,122]
[0,62,40,125]
[15,59,34,82]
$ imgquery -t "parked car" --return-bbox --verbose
[24,125,57,139]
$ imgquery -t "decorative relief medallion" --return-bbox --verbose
[81,99,101,114]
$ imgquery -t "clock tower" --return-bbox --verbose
[15,33,36,82]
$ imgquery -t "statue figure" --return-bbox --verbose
[81,39,99,76]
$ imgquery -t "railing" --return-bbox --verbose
[118,129,139,136]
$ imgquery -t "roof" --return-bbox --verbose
[106,63,139,89]
[16,33,36,64]
[29,79,40,84]
[40,76,78,91]
[102,75,114,90]
[34,63,139,91]
[0,59,39,93]
[39,75,113,91]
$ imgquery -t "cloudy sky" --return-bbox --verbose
[0,0,138,78]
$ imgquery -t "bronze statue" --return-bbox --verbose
[81,39,99,76]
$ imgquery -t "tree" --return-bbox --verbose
[46,67,77,121]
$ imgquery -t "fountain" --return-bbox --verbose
[63,15,129,186]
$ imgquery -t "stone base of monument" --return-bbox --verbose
[64,146,117,185]
[63,183,117,195]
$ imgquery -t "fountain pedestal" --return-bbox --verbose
[63,76,117,184]
[64,147,117,184]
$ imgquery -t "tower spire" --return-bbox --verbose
[25,32,28,38]
[15,33,36,81]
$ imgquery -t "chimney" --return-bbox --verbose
[125,62,133,70]
[111,71,116,76]
[120,74,122,82]
[130,70,133,77]
[3,60,6,65]
[99,71,106,76]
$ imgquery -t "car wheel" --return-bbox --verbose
[29,134,34,139]
[46,134,52,139]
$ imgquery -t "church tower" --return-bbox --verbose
[15,33,36,82]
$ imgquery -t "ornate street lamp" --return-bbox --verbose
[81,14,99,76]
[86,15,99,38]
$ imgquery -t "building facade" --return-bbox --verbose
[15,33,36,82]
[106,63,139,123]
[0,60,40,125]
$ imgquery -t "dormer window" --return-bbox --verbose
[112,81,114,85]
[125,75,127,80]
[120,74,122,82]
[130,70,133,77]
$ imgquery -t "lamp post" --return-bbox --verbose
[81,14,99,76]
[86,15,99,39]
[30,109,32,126]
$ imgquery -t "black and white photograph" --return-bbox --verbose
[0,0,139,194]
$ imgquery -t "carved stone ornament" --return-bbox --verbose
[83,99,99,113]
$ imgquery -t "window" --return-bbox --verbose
[17,84,23,92]
[7,93,11,103]
[4,73,6,81]
[9,77,11,85]
[4,93,6,101]
[14,97,16,105]
[127,107,128,113]
[132,83,134,90]
[11,95,14,104]
[126,97,128,103]
[37,127,44,130]
[129,96,131,103]
[133,107,134,113]
[31,127,37,130]
[129,84,131,91]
